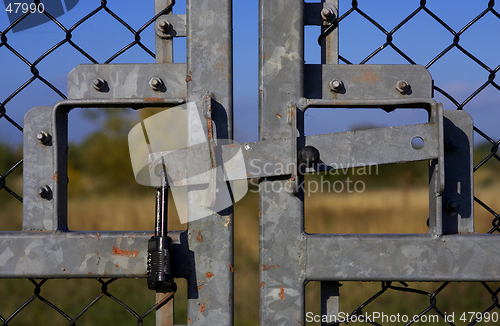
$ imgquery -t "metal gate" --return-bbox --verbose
[1,0,500,325]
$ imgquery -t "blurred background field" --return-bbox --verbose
[1,127,499,324]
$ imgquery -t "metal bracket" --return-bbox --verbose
[67,64,188,100]
[304,64,433,100]
[155,14,186,38]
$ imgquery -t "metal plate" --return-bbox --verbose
[304,64,433,100]
[67,63,188,100]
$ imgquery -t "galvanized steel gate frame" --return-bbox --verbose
[1,0,499,325]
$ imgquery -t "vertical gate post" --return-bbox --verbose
[259,0,306,324]
[155,1,175,324]
[319,1,340,323]
[186,0,234,325]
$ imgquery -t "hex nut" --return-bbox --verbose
[329,79,343,92]
[149,77,163,91]
[321,7,336,21]
[38,185,51,199]
[93,78,106,91]
[36,131,51,145]
[158,19,171,32]
[396,80,409,94]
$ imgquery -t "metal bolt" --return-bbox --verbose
[38,185,51,199]
[396,80,409,94]
[329,79,343,92]
[321,8,335,21]
[298,146,320,168]
[149,77,163,91]
[445,137,458,151]
[445,199,459,212]
[36,131,50,145]
[158,19,171,32]
[93,78,106,91]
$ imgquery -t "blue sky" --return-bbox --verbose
[0,0,499,146]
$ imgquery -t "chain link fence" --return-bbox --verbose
[0,1,176,324]
[1,0,499,325]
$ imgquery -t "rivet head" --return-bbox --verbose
[38,185,51,199]
[149,77,163,91]
[445,137,458,151]
[329,79,343,92]
[93,78,106,91]
[36,131,51,145]
[445,199,459,212]
[298,146,320,168]
[396,80,409,94]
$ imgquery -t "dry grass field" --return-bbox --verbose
[0,180,499,325]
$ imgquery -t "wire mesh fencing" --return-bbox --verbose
[0,0,500,325]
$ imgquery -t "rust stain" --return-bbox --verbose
[361,70,380,83]
[53,171,58,183]
[144,98,165,103]
[228,292,232,303]
[229,262,235,273]
[261,53,269,58]
[275,113,282,119]
[197,283,204,290]
[260,282,265,289]
[261,264,280,271]
[200,304,205,313]
[291,177,295,181]
[96,251,101,266]
[280,286,284,300]
[215,60,225,72]
[219,43,228,55]
[115,263,118,268]
[185,71,193,82]
[196,230,203,242]
[96,233,101,240]
[188,317,191,325]
[352,70,380,83]
[206,272,213,279]
[112,246,138,258]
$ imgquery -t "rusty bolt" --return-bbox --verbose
[396,80,409,94]
[329,79,343,92]
[93,78,106,91]
[445,199,459,212]
[149,77,163,91]
[38,185,51,199]
[321,8,335,21]
[36,131,51,145]
[158,19,171,32]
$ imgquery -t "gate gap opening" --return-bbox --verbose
[303,107,430,235]
[67,107,185,231]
